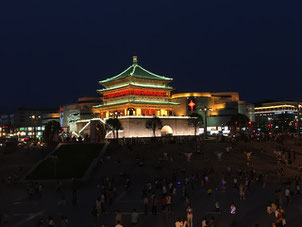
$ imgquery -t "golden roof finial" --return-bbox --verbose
[133,56,138,64]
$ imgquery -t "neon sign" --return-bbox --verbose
[188,100,195,112]
[103,90,167,99]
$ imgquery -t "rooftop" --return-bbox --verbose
[99,56,173,84]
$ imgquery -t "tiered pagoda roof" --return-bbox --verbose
[99,56,172,84]
[94,56,178,109]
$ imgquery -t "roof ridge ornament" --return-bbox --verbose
[133,56,138,65]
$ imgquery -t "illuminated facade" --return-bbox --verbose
[73,57,255,138]
[254,101,302,133]
[60,97,101,132]
[93,56,179,118]
[0,108,59,139]
[171,92,255,134]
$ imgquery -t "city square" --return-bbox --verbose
[1,137,302,226]
[1,0,302,226]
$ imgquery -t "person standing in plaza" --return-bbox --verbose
[96,197,102,217]
[115,220,123,227]
[173,186,177,197]
[285,186,290,205]
[233,177,238,189]
[60,216,69,227]
[182,216,188,227]
[186,205,193,227]
[108,188,113,206]
[100,192,105,212]
[131,209,139,227]
[115,210,122,226]
[184,194,190,208]
[161,195,167,212]
[166,194,172,212]
[143,196,148,215]
[230,203,236,226]
[209,216,215,227]
[38,183,43,198]
[239,184,245,200]
[152,196,158,215]
[201,216,207,227]
[175,217,182,227]
[296,182,300,195]
[215,202,220,214]
[48,216,55,227]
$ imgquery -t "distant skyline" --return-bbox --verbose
[1,0,301,111]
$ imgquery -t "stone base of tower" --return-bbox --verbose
[106,116,195,138]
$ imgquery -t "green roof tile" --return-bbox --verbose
[100,59,172,83]
[97,83,173,92]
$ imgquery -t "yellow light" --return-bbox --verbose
[255,105,296,110]
[171,92,212,99]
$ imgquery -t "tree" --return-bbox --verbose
[105,118,123,139]
[228,113,250,131]
[145,116,162,137]
[44,120,62,143]
[187,113,203,136]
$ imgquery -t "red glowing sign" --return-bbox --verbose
[188,100,195,112]
[103,90,167,99]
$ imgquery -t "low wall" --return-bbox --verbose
[108,116,195,138]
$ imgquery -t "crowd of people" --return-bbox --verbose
[1,135,302,226]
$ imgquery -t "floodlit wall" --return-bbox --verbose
[107,116,195,138]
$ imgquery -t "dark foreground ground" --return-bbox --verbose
[1,139,302,226]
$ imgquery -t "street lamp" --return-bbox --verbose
[298,104,302,137]
[29,115,41,140]
[201,106,212,138]
[114,110,120,118]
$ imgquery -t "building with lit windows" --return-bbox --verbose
[0,114,14,137]
[171,92,254,135]
[60,97,102,133]
[254,101,302,133]
[72,57,254,139]
[73,57,194,138]
[13,108,59,139]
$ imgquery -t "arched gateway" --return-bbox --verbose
[161,125,173,136]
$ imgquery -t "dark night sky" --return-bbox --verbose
[1,0,302,112]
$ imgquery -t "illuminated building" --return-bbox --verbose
[60,97,101,132]
[74,57,254,138]
[0,114,13,137]
[74,57,195,138]
[171,92,255,135]
[254,101,302,133]
[13,108,59,139]
[93,56,178,118]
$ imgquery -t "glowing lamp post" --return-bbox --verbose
[114,110,123,119]
[298,104,302,136]
[202,106,212,139]
[29,115,41,140]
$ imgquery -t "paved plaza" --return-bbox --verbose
[1,139,302,226]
